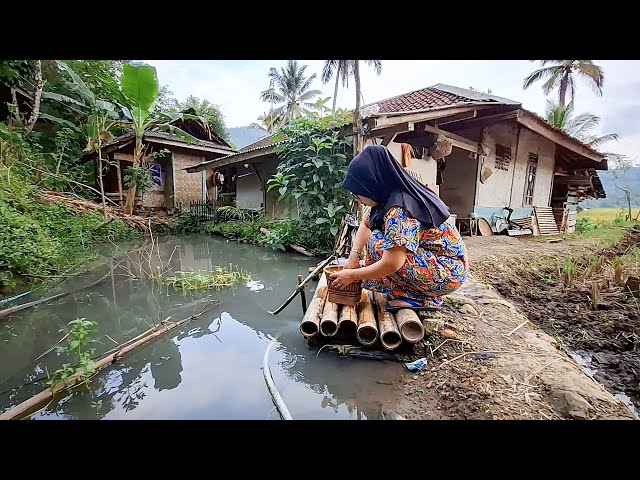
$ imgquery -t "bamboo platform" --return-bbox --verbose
[301,274,426,357]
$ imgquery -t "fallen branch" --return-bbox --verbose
[0,300,219,420]
[504,319,529,337]
[0,269,114,320]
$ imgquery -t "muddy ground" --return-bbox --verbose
[394,228,639,420]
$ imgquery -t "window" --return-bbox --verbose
[494,144,511,171]
[523,153,538,205]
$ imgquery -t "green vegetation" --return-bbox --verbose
[0,138,138,289]
[268,111,353,247]
[171,209,329,254]
[164,266,251,292]
[49,318,99,389]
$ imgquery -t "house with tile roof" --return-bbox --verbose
[88,109,236,211]
[186,84,607,234]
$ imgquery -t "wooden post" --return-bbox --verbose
[298,274,307,314]
[116,158,123,205]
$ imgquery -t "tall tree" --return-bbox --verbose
[545,100,618,149]
[320,60,382,115]
[523,60,604,109]
[259,60,321,128]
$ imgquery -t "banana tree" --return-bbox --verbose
[118,63,205,214]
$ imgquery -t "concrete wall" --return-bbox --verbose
[474,121,519,208]
[439,147,477,217]
[236,167,263,209]
[511,127,556,207]
[173,151,205,207]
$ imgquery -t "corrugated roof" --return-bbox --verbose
[239,133,284,153]
[144,131,235,151]
[101,130,235,152]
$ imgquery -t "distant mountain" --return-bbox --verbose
[226,126,267,150]
[587,167,640,208]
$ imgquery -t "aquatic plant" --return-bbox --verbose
[48,317,98,389]
[163,265,251,291]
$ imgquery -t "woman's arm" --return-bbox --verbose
[330,246,406,288]
[345,217,371,269]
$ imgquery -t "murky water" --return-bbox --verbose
[0,235,402,420]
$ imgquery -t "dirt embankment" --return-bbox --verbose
[395,229,638,420]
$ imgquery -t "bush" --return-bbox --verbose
[268,111,353,249]
[576,217,604,232]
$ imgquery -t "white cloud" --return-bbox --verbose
[144,60,640,162]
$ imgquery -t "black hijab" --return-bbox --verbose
[342,145,450,231]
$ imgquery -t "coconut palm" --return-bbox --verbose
[321,60,382,114]
[545,100,618,149]
[523,60,604,109]
[259,60,322,128]
[255,111,278,134]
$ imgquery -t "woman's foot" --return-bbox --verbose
[385,296,442,312]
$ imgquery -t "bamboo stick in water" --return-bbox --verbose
[394,308,425,343]
[356,290,378,346]
[374,292,402,350]
[299,274,328,338]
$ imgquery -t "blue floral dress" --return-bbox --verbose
[362,206,468,308]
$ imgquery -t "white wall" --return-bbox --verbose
[236,167,263,209]
[473,121,519,208]
[511,127,556,207]
[439,147,477,217]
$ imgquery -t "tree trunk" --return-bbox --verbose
[10,87,20,122]
[332,74,339,115]
[353,60,362,155]
[24,60,43,136]
[558,71,569,110]
[124,138,143,215]
[626,190,632,222]
[97,148,108,221]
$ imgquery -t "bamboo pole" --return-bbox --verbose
[320,300,339,337]
[394,308,425,344]
[0,301,218,420]
[374,293,402,350]
[356,290,378,346]
[269,255,334,315]
[299,275,328,338]
[338,304,358,335]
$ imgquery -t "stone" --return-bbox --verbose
[547,388,593,420]
[459,304,478,315]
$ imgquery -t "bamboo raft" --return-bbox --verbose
[300,273,425,353]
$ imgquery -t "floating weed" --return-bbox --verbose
[164,264,251,292]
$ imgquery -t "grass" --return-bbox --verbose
[163,265,251,292]
[580,208,640,224]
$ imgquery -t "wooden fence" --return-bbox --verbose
[189,200,217,221]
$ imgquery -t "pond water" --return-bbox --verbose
[0,235,402,420]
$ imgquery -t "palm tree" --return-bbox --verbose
[259,60,322,128]
[321,60,382,114]
[255,111,278,134]
[523,60,604,109]
[545,100,618,149]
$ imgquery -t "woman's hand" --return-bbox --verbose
[345,251,361,270]
[329,268,358,289]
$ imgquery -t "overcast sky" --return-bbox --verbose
[144,60,639,163]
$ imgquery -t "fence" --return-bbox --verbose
[189,200,217,222]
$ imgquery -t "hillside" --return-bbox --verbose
[226,126,266,149]
[587,167,640,208]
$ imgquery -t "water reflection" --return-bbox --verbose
[1,235,402,420]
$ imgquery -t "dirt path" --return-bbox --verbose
[395,232,638,420]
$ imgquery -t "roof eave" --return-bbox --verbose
[517,110,605,164]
